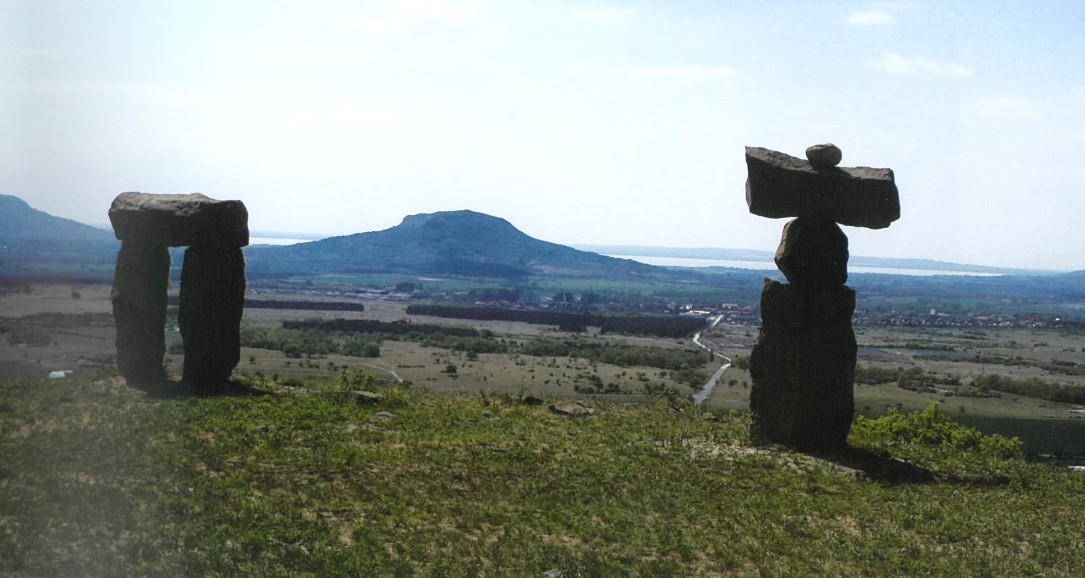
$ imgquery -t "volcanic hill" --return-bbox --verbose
[244,210,661,280]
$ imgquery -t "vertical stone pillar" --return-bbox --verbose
[749,280,856,450]
[743,144,900,451]
[179,245,246,386]
[111,242,171,385]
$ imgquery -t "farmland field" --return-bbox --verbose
[3,281,1083,455]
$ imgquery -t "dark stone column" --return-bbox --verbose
[111,242,170,385]
[179,244,246,387]
[750,280,857,450]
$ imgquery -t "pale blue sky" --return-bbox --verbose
[3,1,1084,270]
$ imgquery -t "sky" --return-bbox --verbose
[2,1,1084,271]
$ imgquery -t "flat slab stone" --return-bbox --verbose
[745,147,900,229]
[109,192,249,247]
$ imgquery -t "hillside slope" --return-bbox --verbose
[0,195,118,279]
[3,375,1083,575]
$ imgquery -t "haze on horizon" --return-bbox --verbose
[3,1,1084,271]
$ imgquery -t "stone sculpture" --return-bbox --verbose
[745,144,899,450]
[109,192,249,388]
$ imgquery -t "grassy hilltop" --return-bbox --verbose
[2,375,1083,576]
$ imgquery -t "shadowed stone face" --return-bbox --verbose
[109,192,248,390]
[749,280,857,450]
[111,243,170,383]
[179,245,246,385]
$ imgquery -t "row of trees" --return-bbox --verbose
[853,364,1085,405]
[284,318,479,337]
[245,299,366,312]
[521,338,709,372]
[240,328,378,358]
[405,304,707,338]
[970,373,1085,405]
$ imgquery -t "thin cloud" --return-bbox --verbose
[847,10,894,26]
[976,97,1041,119]
[0,47,65,57]
[568,8,635,22]
[636,66,738,80]
[230,43,373,62]
[874,52,972,77]
[335,0,478,34]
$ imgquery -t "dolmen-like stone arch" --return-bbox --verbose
[744,144,900,451]
[109,192,248,389]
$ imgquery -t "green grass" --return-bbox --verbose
[2,376,1084,576]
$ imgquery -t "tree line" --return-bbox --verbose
[853,364,1085,405]
[522,337,709,372]
[245,299,366,312]
[405,304,707,338]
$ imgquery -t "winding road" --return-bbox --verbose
[691,316,732,406]
[358,362,403,384]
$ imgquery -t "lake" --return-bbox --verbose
[608,255,1003,277]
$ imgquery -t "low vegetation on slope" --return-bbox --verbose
[1,376,1083,576]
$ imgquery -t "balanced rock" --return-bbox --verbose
[805,143,842,168]
[744,144,900,452]
[774,217,849,291]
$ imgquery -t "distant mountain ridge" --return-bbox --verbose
[0,195,116,245]
[2,194,1080,283]
[245,210,662,280]
[0,194,118,279]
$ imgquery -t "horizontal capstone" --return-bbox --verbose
[108,192,249,247]
[745,146,900,229]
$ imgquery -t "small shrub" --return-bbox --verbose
[850,403,1023,460]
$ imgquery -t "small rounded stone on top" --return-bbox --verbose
[805,143,842,168]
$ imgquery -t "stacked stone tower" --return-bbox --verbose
[745,144,900,450]
[109,192,248,389]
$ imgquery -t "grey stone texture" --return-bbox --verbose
[109,192,248,389]
[109,192,249,247]
[745,146,900,229]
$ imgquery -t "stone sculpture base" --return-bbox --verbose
[749,279,857,451]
